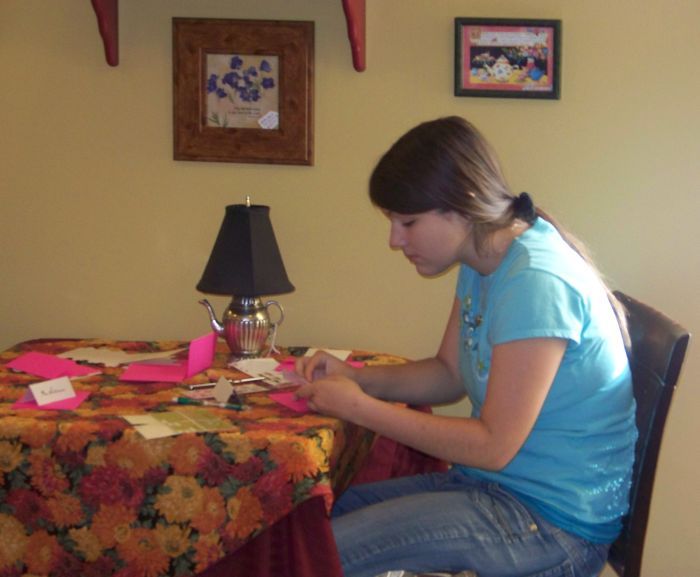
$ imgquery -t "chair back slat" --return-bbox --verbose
[607,292,690,577]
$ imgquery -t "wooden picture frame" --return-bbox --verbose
[173,18,314,165]
[455,18,561,100]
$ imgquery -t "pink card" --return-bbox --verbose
[118,362,187,382]
[12,390,91,411]
[186,332,218,375]
[275,358,297,371]
[119,333,216,382]
[269,391,311,413]
[6,352,100,379]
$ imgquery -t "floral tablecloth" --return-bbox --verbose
[0,338,391,577]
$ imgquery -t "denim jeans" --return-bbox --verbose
[331,470,609,577]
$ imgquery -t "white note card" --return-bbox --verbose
[213,376,234,404]
[29,376,77,406]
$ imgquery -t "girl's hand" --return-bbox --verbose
[294,374,366,419]
[295,350,358,383]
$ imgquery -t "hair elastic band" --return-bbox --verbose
[513,192,537,224]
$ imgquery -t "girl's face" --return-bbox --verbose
[384,209,471,277]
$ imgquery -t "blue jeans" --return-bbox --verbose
[331,470,609,577]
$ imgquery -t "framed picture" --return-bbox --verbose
[173,18,314,165]
[455,18,561,100]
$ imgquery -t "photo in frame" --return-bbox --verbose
[454,18,561,100]
[173,18,314,165]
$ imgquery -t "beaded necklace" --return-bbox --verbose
[461,274,492,377]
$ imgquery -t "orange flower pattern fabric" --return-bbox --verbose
[0,339,379,577]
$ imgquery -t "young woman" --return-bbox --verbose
[294,117,637,577]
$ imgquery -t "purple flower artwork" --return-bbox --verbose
[206,54,279,129]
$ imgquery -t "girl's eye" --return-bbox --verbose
[401,219,416,228]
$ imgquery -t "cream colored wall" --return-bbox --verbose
[1,1,698,575]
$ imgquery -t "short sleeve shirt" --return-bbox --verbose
[453,218,637,543]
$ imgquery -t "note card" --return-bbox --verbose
[230,358,308,388]
[6,352,100,379]
[12,376,90,411]
[212,376,236,404]
[119,332,216,383]
[59,346,186,367]
[275,358,364,372]
[31,376,76,405]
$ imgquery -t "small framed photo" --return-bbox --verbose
[455,18,561,100]
[173,18,314,165]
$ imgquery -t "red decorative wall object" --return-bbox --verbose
[341,0,366,71]
[89,0,365,71]
[91,0,119,66]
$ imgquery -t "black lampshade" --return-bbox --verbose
[197,204,295,296]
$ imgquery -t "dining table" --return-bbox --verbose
[0,337,446,577]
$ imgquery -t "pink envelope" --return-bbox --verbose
[119,333,216,382]
[12,390,91,411]
[269,391,311,413]
[6,352,100,379]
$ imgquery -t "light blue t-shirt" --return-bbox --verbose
[454,218,637,543]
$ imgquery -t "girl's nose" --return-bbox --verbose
[389,222,405,249]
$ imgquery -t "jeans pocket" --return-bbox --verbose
[524,558,576,577]
[475,483,541,542]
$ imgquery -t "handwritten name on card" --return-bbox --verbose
[29,376,76,406]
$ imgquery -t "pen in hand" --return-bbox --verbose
[172,396,245,411]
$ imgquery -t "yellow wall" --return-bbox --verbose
[1,1,698,575]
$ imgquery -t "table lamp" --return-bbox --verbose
[197,200,294,357]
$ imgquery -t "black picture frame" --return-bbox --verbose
[455,18,561,100]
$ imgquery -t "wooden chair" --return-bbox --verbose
[605,292,690,577]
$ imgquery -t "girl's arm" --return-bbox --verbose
[297,336,567,470]
[297,297,466,405]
